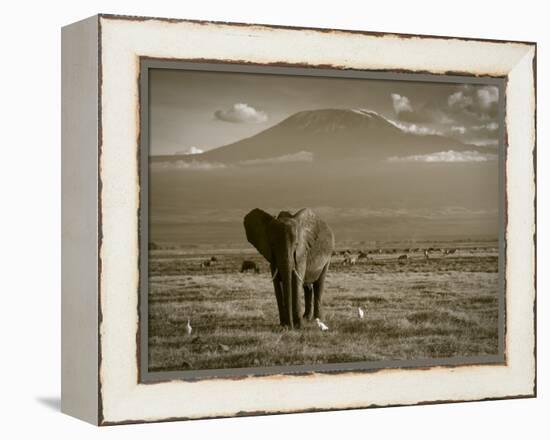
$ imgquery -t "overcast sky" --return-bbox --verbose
[149,69,500,156]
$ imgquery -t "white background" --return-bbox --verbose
[0,0,546,437]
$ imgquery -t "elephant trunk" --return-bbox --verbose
[277,248,295,329]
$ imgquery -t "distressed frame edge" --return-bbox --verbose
[97,12,537,47]
[532,43,538,400]
[94,15,537,425]
[503,44,537,400]
[97,13,105,427]
[101,393,536,427]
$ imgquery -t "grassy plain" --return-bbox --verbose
[148,242,500,372]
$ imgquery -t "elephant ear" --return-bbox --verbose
[294,208,334,255]
[276,210,293,219]
[244,208,274,263]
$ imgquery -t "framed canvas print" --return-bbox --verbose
[61,14,536,425]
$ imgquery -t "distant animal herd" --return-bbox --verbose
[148,245,493,276]
[335,246,460,265]
[196,246,474,273]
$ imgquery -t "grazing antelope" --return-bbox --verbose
[343,255,357,266]
[398,254,408,262]
[358,251,369,260]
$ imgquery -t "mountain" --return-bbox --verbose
[152,108,478,164]
[148,108,498,245]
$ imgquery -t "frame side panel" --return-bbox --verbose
[61,15,100,425]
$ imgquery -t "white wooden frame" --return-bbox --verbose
[61,14,536,425]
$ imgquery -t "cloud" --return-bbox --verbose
[239,151,313,166]
[175,146,204,155]
[391,94,413,114]
[446,85,499,122]
[469,139,499,147]
[387,150,498,163]
[151,160,227,171]
[448,91,474,109]
[477,87,499,110]
[214,103,268,123]
[390,93,432,123]
[446,123,498,145]
[387,119,442,136]
[150,152,313,171]
[471,122,498,132]
[388,85,499,135]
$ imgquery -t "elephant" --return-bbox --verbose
[243,208,335,329]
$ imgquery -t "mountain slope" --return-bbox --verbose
[155,108,479,163]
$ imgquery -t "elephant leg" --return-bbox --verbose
[273,279,286,326]
[303,284,314,320]
[271,266,286,326]
[292,271,302,328]
[313,263,329,320]
[281,269,293,329]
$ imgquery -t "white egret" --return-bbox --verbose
[315,318,329,331]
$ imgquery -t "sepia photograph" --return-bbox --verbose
[143,64,504,376]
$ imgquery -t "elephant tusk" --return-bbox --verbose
[271,268,304,284]
[293,268,304,284]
